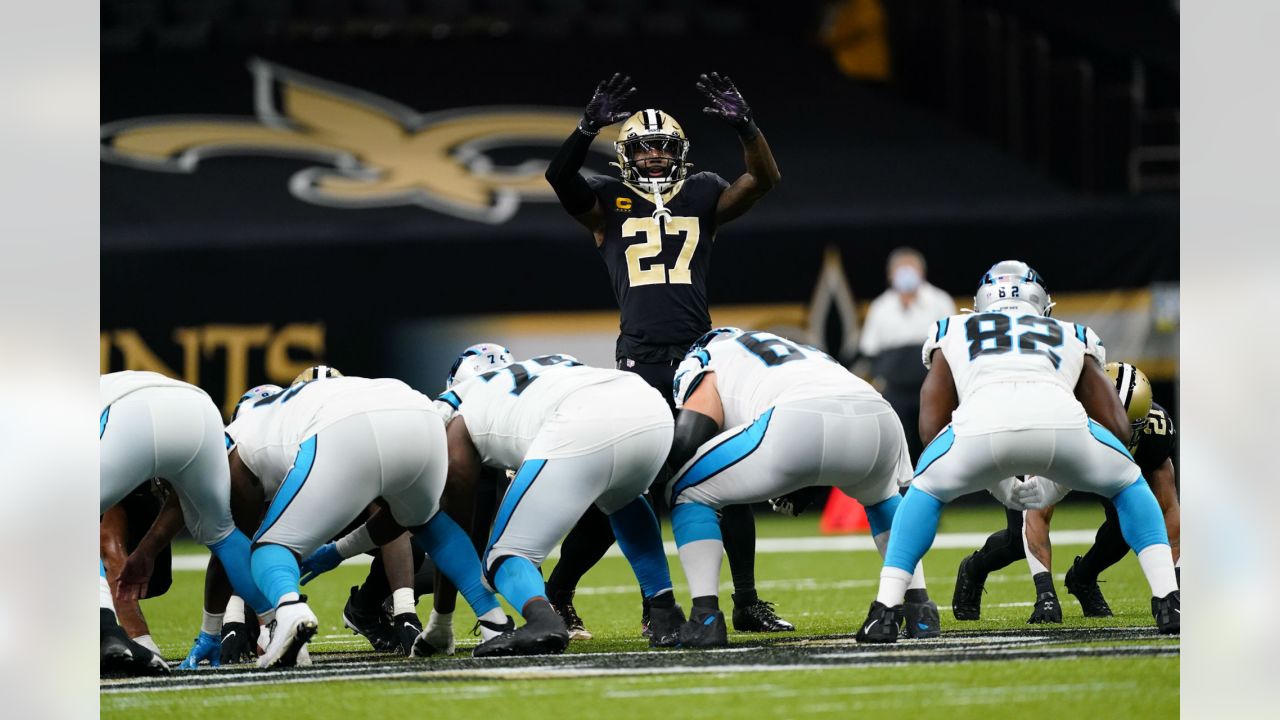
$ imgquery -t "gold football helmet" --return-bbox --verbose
[1104,361,1153,450]
[291,364,343,386]
[613,109,691,193]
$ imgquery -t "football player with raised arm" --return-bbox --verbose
[855,261,1180,642]
[665,328,941,647]
[542,72,790,639]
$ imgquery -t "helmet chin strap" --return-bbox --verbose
[649,179,672,224]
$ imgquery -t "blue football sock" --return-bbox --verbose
[493,556,546,616]
[250,543,299,608]
[1111,478,1170,554]
[210,529,271,613]
[608,497,673,598]
[413,511,500,617]
[883,487,944,573]
[865,493,902,538]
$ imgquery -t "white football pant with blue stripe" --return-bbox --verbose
[252,409,447,554]
[484,381,674,574]
[100,385,235,545]
[668,396,910,510]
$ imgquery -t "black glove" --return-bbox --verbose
[219,616,260,665]
[768,486,823,517]
[696,72,758,139]
[581,73,637,134]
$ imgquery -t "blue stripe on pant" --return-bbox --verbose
[253,436,318,543]
[669,407,774,505]
[1088,419,1134,460]
[100,407,110,438]
[913,426,954,477]
[483,458,547,571]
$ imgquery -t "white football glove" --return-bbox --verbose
[1018,475,1070,509]
[412,610,455,656]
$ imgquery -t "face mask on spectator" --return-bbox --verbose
[892,265,922,293]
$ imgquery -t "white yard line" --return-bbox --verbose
[170,529,1098,571]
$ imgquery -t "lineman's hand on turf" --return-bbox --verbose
[697,72,753,131]
[581,73,637,134]
[177,631,221,670]
[412,610,455,656]
[219,620,260,664]
[299,542,343,585]
[115,549,156,601]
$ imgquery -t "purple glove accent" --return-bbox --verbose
[582,73,637,133]
[696,72,755,133]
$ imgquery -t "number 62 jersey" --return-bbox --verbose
[924,310,1106,435]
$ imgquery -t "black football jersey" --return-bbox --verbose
[587,172,730,363]
[1134,402,1176,475]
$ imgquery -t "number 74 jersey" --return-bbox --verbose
[924,310,1106,433]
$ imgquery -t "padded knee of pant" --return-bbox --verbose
[485,553,516,588]
[671,502,721,545]
[865,494,901,537]
[1111,479,1168,552]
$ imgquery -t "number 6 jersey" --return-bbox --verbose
[923,310,1106,435]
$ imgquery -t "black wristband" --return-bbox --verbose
[737,119,760,142]
[577,118,601,136]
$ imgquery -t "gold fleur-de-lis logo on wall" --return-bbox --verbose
[101,59,613,224]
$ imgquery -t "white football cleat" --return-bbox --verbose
[258,599,318,669]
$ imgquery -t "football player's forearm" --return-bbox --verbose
[1151,462,1179,561]
[739,131,781,192]
[545,128,598,216]
[379,533,416,595]
[203,555,234,615]
[1023,508,1054,569]
[136,491,185,559]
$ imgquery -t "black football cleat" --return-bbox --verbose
[677,607,729,649]
[1152,591,1180,635]
[389,612,423,656]
[647,603,687,648]
[551,595,592,641]
[473,602,568,658]
[903,599,941,639]
[1065,556,1114,617]
[731,599,795,633]
[951,553,987,621]
[1027,592,1064,624]
[101,629,135,677]
[856,601,902,644]
[343,586,394,652]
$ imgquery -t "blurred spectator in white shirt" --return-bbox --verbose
[857,247,956,461]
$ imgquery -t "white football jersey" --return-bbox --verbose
[226,376,436,495]
[437,355,629,470]
[673,330,881,428]
[922,310,1106,433]
[101,370,207,411]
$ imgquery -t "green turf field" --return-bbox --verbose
[100,502,1178,719]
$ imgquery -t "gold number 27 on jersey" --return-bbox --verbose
[622,216,700,287]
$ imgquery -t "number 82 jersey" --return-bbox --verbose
[924,310,1106,434]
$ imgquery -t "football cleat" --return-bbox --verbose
[731,599,795,633]
[1152,591,1180,635]
[951,552,987,621]
[473,603,567,658]
[676,607,729,649]
[100,627,135,677]
[342,586,394,652]
[647,602,687,648]
[1027,592,1064,624]
[855,601,902,644]
[1065,557,1114,617]
[389,612,423,656]
[258,597,318,669]
[903,599,941,639]
[550,597,592,641]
